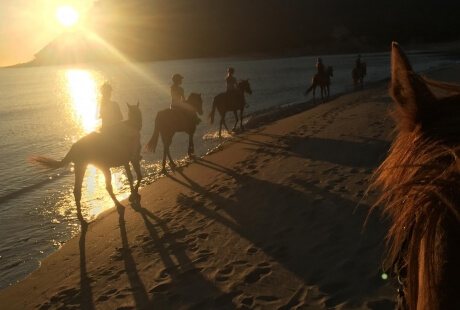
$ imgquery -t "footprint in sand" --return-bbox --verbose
[149,282,173,294]
[244,264,272,284]
[215,269,232,283]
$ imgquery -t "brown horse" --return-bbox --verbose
[208,79,253,138]
[304,66,334,103]
[370,42,460,309]
[29,102,143,225]
[145,93,203,172]
[352,62,367,91]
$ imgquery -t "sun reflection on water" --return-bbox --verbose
[65,69,100,134]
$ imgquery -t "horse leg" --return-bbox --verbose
[240,108,244,132]
[101,168,124,210]
[312,86,316,104]
[74,164,87,225]
[232,111,238,132]
[124,163,138,203]
[164,138,175,171]
[188,133,194,157]
[131,159,142,193]
[220,112,230,137]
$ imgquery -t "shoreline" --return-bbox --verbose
[2,62,460,308]
[1,78,396,308]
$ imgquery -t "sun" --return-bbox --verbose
[56,5,80,27]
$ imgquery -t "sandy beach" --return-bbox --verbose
[2,64,460,310]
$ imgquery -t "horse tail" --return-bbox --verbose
[208,97,218,125]
[145,113,160,153]
[28,147,74,170]
[304,84,314,96]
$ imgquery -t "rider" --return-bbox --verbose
[98,82,141,161]
[170,73,201,124]
[356,54,362,70]
[316,58,325,76]
[99,82,123,128]
[226,67,248,108]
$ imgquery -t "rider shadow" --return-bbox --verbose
[165,166,392,308]
[115,206,149,307]
[129,200,225,308]
[78,222,95,310]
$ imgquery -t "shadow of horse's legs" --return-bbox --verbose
[79,222,94,309]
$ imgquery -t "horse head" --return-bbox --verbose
[371,42,460,310]
[187,93,203,115]
[126,101,142,130]
[238,79,252,95]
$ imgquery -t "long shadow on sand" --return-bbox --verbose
[163,150,395,309]
[115,206,149,307]
[130,201,236,309]
[79,223,94,310]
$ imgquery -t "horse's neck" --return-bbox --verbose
[124,118,141,131]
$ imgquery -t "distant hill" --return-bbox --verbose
[28,0,460,66]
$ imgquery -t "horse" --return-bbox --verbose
[208,79,253,138]
[352,62,367,91]
[29,102,143,225]
[370,42,460,309]
[304,66,333,103]
[145,93,203,172]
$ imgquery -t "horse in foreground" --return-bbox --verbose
[352,62,367,91]
[145,93,203,172]
[370,42,460,309]
[208,79,253,138]
[29,102,143,224]
[304,66,333,103]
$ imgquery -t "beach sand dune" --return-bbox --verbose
[3,65,460,309]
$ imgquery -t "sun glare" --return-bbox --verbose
[65,69,99,133]
[56,5,80,27]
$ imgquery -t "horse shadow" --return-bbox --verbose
[162,159,395,308]
[129,200,228,309]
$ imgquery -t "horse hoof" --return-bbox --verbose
[161,168,167,174]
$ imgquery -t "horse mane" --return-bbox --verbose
[370,42,460,309]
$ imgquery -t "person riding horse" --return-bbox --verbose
[356,55,362,70]
[226,67,248,108]
[315,58,329,85]
[99,82,141,161]
[170,73,201,125]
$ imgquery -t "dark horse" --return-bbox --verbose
[370,42,460,309]
[352,62,367,91]
[29,102,143,225]
[208,79,253,138]
[304,66,334,103]
[145,93,203,172]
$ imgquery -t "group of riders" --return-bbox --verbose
[98,67,246,160]
[315,54,365,84]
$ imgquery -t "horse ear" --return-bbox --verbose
[390,42,435,132]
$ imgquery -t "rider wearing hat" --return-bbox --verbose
[98,82,141,161]
[170,74,200,124]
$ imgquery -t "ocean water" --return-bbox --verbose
[0,51,455,290]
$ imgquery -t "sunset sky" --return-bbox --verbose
[0,0,94,67]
